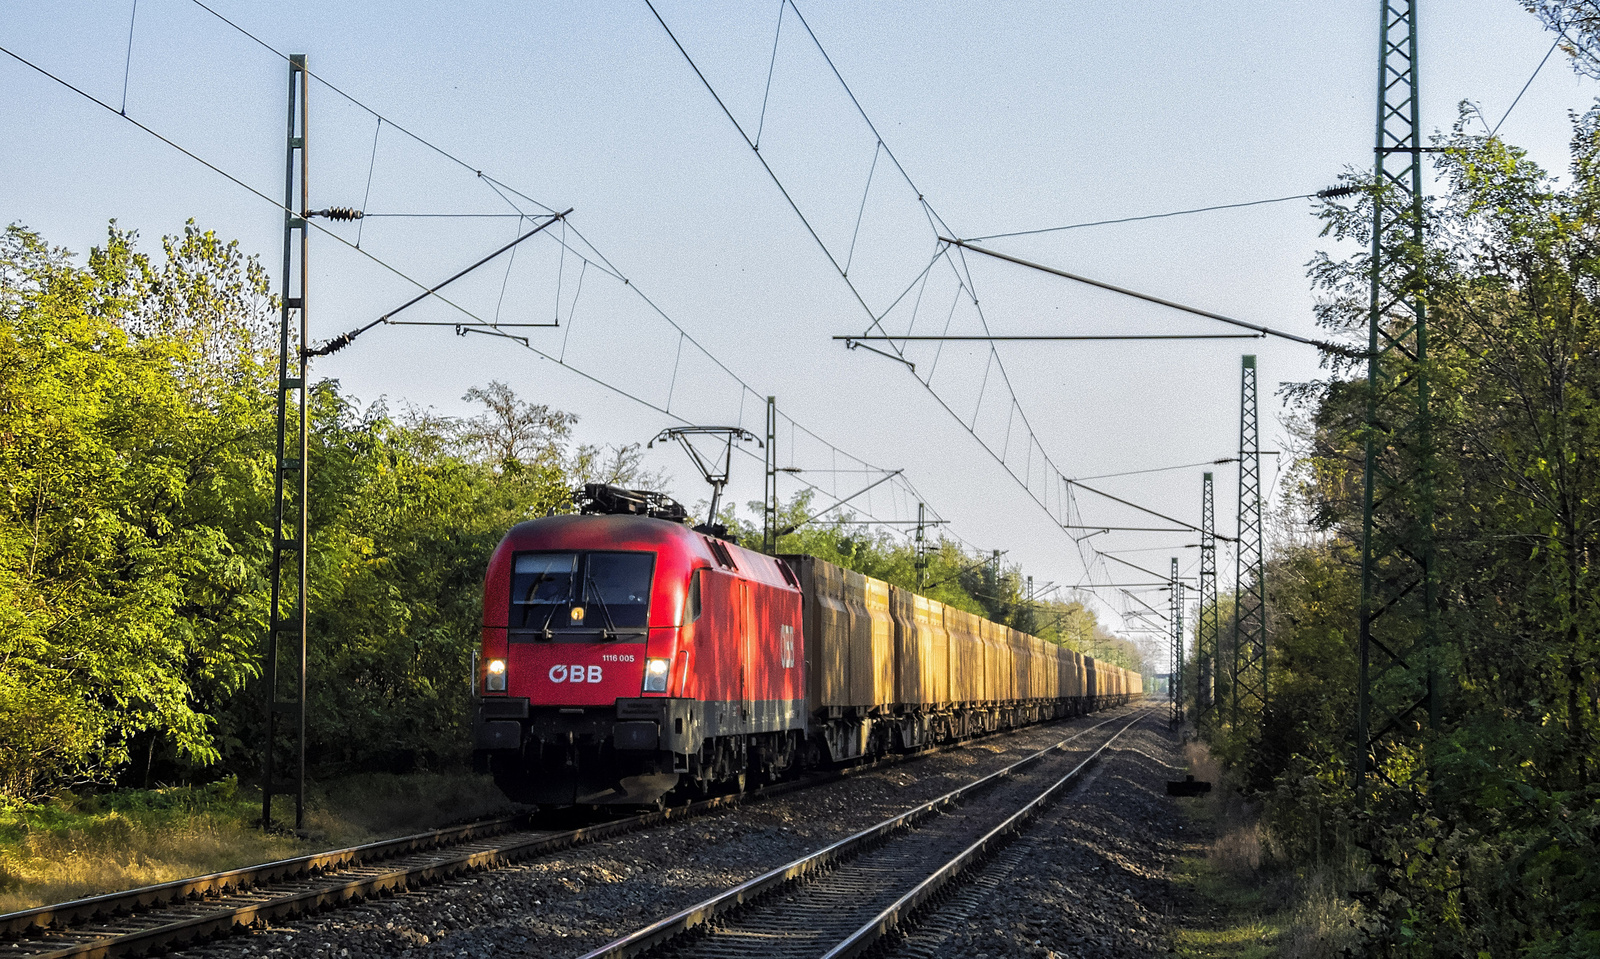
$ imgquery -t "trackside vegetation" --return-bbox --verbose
[0,221,1137,831]
[1181,104,1600,954]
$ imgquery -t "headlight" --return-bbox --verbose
[643,657,670,693]
[486,659,507,692]
[569,605,585,623]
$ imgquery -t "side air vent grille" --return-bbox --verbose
[705,537,738,570]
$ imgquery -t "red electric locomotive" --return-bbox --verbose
[473,486,806,805]
[473,484,1142,807]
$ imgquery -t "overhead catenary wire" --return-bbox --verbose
[0,42,510,337]
[645,0,1240,590]
[965,190,1341,241]
[839,334,1260,342]
[939,237,1367,357]
[167,0,990,549]
[35,3,1174,624]
[119,0,139,115]
[1071,458,1239,481]
[1492,31,1564,137]
[640,0,1096,522]
[0,33,963,559]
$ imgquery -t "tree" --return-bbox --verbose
[1216,104,1600,953]
[0,222,275,799]
[457,380,576,472]
[570,442,669,491]
[1526,2,1600,78]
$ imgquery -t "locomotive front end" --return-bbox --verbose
[473,508,699,806]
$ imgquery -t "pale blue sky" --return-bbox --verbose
[3,1,1589,663]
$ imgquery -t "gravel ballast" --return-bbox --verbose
[182,706,1170,959]
[885,717,1190,959]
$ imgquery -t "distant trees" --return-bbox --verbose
[0,224,575,799]
[0,220,1136,804]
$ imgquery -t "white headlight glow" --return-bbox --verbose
[643,657,670,692]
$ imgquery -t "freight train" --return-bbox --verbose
[472,485,1141,806]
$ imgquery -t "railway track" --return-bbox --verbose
[579,708,1151,959]
[0,711,1129,959]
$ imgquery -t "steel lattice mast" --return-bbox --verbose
[1232,355,1267,727]
[264,54,309,831]
[1170,557,1185,725]
[1196,471,1218,725]
[1357,0,1436,791]
[764,396,777,553]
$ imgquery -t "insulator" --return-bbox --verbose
[304,331,354,357]
[310,207,364,221]
[1315,186,1359,199]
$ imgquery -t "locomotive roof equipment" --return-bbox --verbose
[647,426,760,531]
[575,483,689,523]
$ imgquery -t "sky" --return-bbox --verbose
[3,1,1593,668]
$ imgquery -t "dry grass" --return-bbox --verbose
[0,773,517,914]
[1171,738,1365,958]
[1277,872,1362,959]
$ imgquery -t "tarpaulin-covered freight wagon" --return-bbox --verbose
[944,605,984,704]
[889,585,949,706]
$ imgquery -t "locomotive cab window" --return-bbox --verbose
[510,551,654,640]
[683,567,703,625]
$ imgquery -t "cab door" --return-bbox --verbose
[739,579,754,721]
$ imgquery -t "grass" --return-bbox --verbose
[0,772,518,914]
[1169,740,1363,959]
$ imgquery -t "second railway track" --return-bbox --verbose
[581,708,1153,959]
[0,711,1136,959]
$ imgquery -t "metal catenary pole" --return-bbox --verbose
[915,502,929,589]
[763,396,777,553]
[264,54,309,831]
[1357,0,1436,792]
[1231,355,1267,728]
[1196,472,1219,726]
[1170,557,1185,725]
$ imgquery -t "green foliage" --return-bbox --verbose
[1194,102,1600,953]
[0,218,1142,806]
[0,224,586,799]
[0,222,275,799]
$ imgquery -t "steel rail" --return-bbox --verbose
[0,814,527,938]
[577,708,1149,959]
[822,710,1148,958]
[0,708,1129,958]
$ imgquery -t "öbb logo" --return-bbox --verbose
[548,665,603,683]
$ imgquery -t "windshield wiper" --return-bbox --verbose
[583,573,621,640]
[536,598,562,641]
[523,570,566,640]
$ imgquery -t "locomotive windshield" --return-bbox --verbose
[510,550,654,637]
